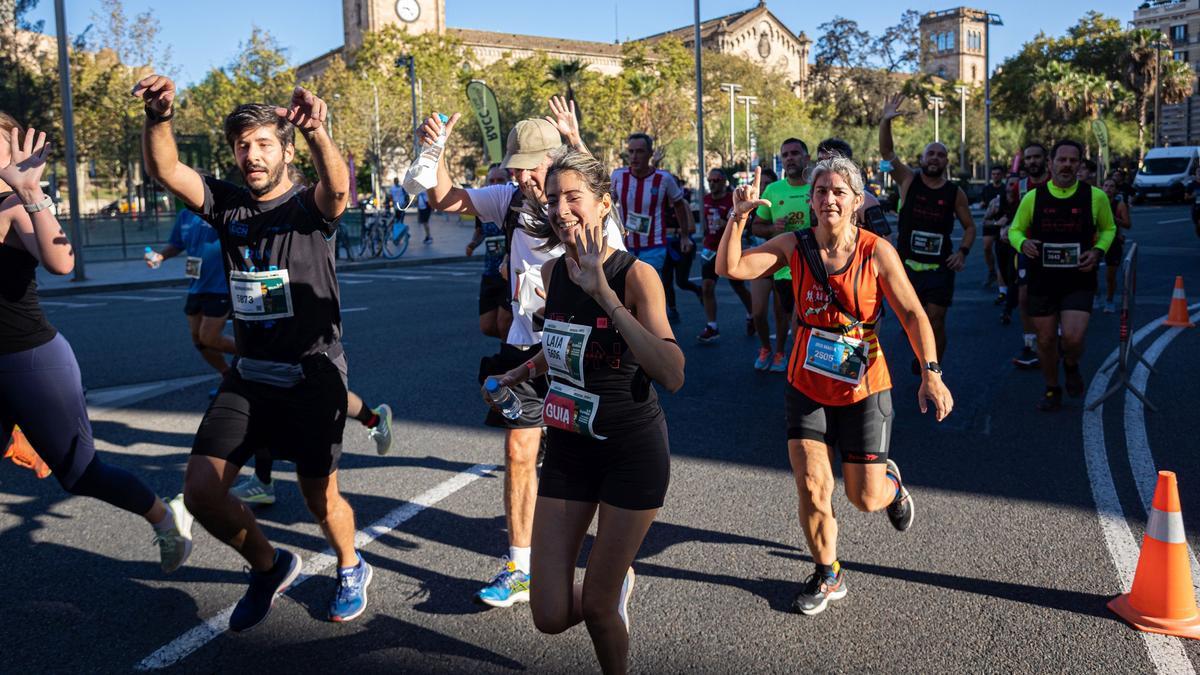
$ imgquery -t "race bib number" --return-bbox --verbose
[229,269,294,321]
[802,328,868,386]
[184,256,202,280]
[542,319,592,387]
[626,211,652,236]
[699,248,717,262]
[909,230,944,256]
[542,381,606,440]
[483,235,506,256]
[1042,242,1081,268]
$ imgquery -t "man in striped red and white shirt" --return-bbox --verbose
[611,132,694,273]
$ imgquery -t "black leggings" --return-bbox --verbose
[996,240,1022,312]
[0,334,157,515]
[662,239,701,309]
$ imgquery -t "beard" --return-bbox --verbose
[784,164,805,181]
[922,164,945,179]
[243,160,286,197]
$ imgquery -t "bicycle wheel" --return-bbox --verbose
[358,224,383,258]
[336,226,357,261]
[382,225,411,259]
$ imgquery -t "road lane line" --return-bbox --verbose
[1157,218,1192,224]
[341,307,368,313]
[93,294,178,302]
[1084,302,1200,675]
[40,300,108,308]
[135,462,501,670]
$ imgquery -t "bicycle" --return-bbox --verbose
[381,210,411,259]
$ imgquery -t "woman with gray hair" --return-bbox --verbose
[493,147,683,674]
[716,159,953,616]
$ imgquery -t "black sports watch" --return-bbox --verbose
[924,362,943,375]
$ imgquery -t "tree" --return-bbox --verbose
[546,59,585,105]
[0,0,55,133]
[1121,28,1194,154]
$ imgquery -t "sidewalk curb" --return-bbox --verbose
[40,254,476,298]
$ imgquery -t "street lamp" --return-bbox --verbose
[980,11,1003,179]
[720,82,742,168]
[955,85,969,175]
[928,95,945,143]
[737,95,758,167]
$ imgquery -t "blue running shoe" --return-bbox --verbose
[476,560,531,608]
[329,554,373,622]
[229,548,301,632]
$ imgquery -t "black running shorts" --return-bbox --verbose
[478,343,548,429]
[478,274,511,315]
[982,224,1001,239]
[192,352,348,478]
[701,255,719,282]
[786,386,893,465]
[184,292,232,318]
[1026,286,1095,317]
[538,415,670,510]
[905,265,956,308]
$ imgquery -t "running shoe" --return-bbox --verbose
[475,560,531,608]
[1103,300,1116,314]
[667,307,681,324]
[791,568,848,616]
[618,567,636,633]
[770,352,787,373]
[697,325,721,344]
[369,404,394,455]
[229,548,302,632]
[329,554,373,623]
[884,459,914,532]
[1036,387,1063,412]
[1013,346,1040,369]
[423,236,433,244]
[993,291,1007,306]
[754,347,771,371]
[745,316,756,337]
[154,493,194,574]
[231,474,276,505]
[1064,365,1085,398]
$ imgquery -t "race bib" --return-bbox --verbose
[625,211,652,236]
[184,256,202,280]
[483,235,506,256]
[542,319,592,387]
[802,328,868,386]
[909,230,944,256]
[542,381,606,440]
[229,268,294,321]
[1042,242,1081,268]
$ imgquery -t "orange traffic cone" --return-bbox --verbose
[3,426,51,479]
[1164,276,1195,328]
[1108,471,1200,639]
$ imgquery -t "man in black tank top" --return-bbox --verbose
[879,94,976,368]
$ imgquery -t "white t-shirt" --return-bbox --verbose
[465,184,626,347]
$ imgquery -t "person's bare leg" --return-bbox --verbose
[982,236,996,281]
[751,279,773,353]
[841,462,894,512]
[581,503,658,675]
[506,427,541,549]
[730,279,753,315]
[496,308,513,340]
[297,470,358,568]
[198,314,234,373]
[1106,265,1119,303]
[479,309,500,338]
[1059,310,1091,368]
[1032,315,1061,387]
[184,455,276,571]
[530,496,597,634]
[702,279,717,323]
[788,439,838,565]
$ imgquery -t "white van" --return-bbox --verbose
[1134,146,1200,202]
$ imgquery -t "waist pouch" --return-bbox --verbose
[236,343,344,388]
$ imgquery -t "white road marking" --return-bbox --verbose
[40,300,108,308]
[93,294,178,302]
[145,288,191,295]
[1157,218,1193,224]
[1083,302,1200,675]
[134,462,501,670]
[341,307,368,313]
[86,374,218,410]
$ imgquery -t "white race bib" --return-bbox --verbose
[542,381,606,440]
[184,256,202,280]
[1041,242,1081,268]
[802,328,868,386]
[542,319,592,387]
[229,269,294,321]
[483,235,506,256]
[909,230,944,256]
[625,211,652,236]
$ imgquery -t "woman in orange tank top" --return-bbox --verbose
[716,159,954,616]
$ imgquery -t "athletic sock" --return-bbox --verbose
[510,546,531,573]
[151,505,174,533]
[707,321,718,330]
[353,405,376,427]
[815,561,840,580]
[887,474,902,502]
[1023,333,1036,349]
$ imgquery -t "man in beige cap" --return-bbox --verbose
[419,97,623,609]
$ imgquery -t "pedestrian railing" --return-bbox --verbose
[1089,241,1156,411]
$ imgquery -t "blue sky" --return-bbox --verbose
[30,0,1135,87]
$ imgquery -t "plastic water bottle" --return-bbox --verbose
[144,246,161,269]
[484,377,522,421]
[403,113,449,195]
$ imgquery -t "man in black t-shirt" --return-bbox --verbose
[136,74,372,632]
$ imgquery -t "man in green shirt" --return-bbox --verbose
[1008,139,1116,411]
[748,138,810,372]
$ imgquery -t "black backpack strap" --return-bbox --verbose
[794,229,864,333]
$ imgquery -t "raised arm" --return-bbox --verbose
[416,112,480,216]
[545,95,588,155]
[879,93,914,190]
[716,167,790,280]
[134,74,204,210]
[0,127,74,274]
[277,87,348,220]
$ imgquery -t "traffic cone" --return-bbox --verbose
[3,426,51,479]
[1163,276,1195,328]
[1108,471,1200,639]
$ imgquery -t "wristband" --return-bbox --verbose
[958,246,970,256]
[22,194,54,214]
[145,105,174,123]
[524,360,538,378]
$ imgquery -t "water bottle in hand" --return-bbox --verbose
[484,376,522,421]
[144,246,162,269]
[403,113,449,195]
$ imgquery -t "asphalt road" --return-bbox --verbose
[4,203,1200,674]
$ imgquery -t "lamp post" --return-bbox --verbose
[720,82,742,169]
[982,11,1003,179]
[955,85,969,176]
[928,95,945,143]
[737,95,758,167]
[54,0,85,280]
[693,1,706,234]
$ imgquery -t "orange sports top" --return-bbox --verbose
[787,228,892,406]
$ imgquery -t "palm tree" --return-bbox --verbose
[547,59,586,102]
[1122,28,1170,156]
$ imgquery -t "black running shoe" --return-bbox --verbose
[791,569,848,616]
[229,548,301,632]
[1064,364,1085,398]
[1013,346,1040,369]
[885,459,914,532]
[1036,387,1063,412]
[994,291,1007,306]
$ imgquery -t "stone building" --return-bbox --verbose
[1133,0,1200,146]
[918,7,990,86]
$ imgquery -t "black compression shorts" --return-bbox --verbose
[982,225,1001,238]
[478,275,510,315]
[539,415,670,510]
[905,265,956,308]
[184,292,231,318]
[786,386,893,465]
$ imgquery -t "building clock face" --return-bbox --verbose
[396,0,420,22]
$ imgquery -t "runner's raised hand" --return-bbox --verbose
[0,126,50,194]
[275,87,328,134]
[131,74,176,116]
[732,166,770,220]
[417,112,461,147]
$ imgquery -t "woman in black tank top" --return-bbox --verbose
[0,114,194,576]
[492,148,684,674]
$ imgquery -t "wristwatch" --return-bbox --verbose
[924,362,943,375]
[22,194,54,214]
[958,246,970,257]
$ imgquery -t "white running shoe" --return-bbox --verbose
[231,474,276,505]
[618,567,636,633]
[154,493,194,574]
[369,404,394,456]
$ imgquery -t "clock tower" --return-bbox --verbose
[343,0,446,52]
